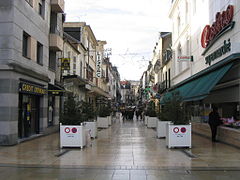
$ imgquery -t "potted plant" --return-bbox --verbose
[81,101,97,138]
[59,94,87,149]
[161,92,191,148]
[97,104,110,128]
[146,101,158,128]
[157,101,172,138]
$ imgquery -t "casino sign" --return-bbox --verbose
[201,5,235,56]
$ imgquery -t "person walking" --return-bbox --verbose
[208,106,222,142]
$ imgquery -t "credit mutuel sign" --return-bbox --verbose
[19,82,47,95]
[201,5,235,65]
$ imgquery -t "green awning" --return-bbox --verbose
[160,63,233,104]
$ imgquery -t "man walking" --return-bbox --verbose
[208,106,222,142]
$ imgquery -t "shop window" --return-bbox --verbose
[37,42,43,65]
[22,31,30,58]
[48,96,54,126]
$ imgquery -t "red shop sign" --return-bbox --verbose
[201,5,234,48]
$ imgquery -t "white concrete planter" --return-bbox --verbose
[166,123,191,148]
[60,123,87,149]
[85,121,97,138]
[147,117,158,128]
[145,116,148,126]
[97,116,109,128]
[157,121,171,138]
[108,116,112,126]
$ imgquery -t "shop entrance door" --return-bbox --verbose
[18,94,40,138]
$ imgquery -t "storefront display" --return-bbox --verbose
[18,81,47,138]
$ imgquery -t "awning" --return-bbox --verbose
[89,86,111,99]
[48,84,65,96]
[160,63,233,104]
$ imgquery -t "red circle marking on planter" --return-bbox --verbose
[64,127,70,133]
[173,127,179,133]
[181,127,186,133]
[72,127,77,133]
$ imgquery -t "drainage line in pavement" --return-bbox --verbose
[55,149,70,157]
[181,149,198,158]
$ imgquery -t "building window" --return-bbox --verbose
[185,1,188,24]
[38,0,45,18]
[22,31,30,58]
[37,42,43,65]
[177,44,182,73]
[177,15,181,35]
[165,71,167,88]
[168,69,171,88]
[87,66,94,82]
[80,61,83,77]
[49,51,56,71]
[25,0,33,7]
[193,0,196,15]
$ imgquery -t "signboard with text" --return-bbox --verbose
[177,56,193,61]
[201,5,234,56]
[19,82,47,95]
[60,124,86,148]
[166,124,191,148]
[96,54,102,78]
[61,58,70,70]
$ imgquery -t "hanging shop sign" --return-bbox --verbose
[96,54,102,78]
[201,5,234,55]
[61,58,70,70]
[19,82,47,95]
[205,39,231,65]
[48,90,64,96]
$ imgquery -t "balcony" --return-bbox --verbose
[49,34,63,51]
[51,0,65,13]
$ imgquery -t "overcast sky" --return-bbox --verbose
[65,0,172,80]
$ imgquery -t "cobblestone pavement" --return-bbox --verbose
[1,116,240,179]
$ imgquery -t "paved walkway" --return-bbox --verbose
[1,116,240,179]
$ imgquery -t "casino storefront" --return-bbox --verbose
[18,81,47,139]
[161,4,240,147]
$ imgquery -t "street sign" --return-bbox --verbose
[173,127,179,133]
